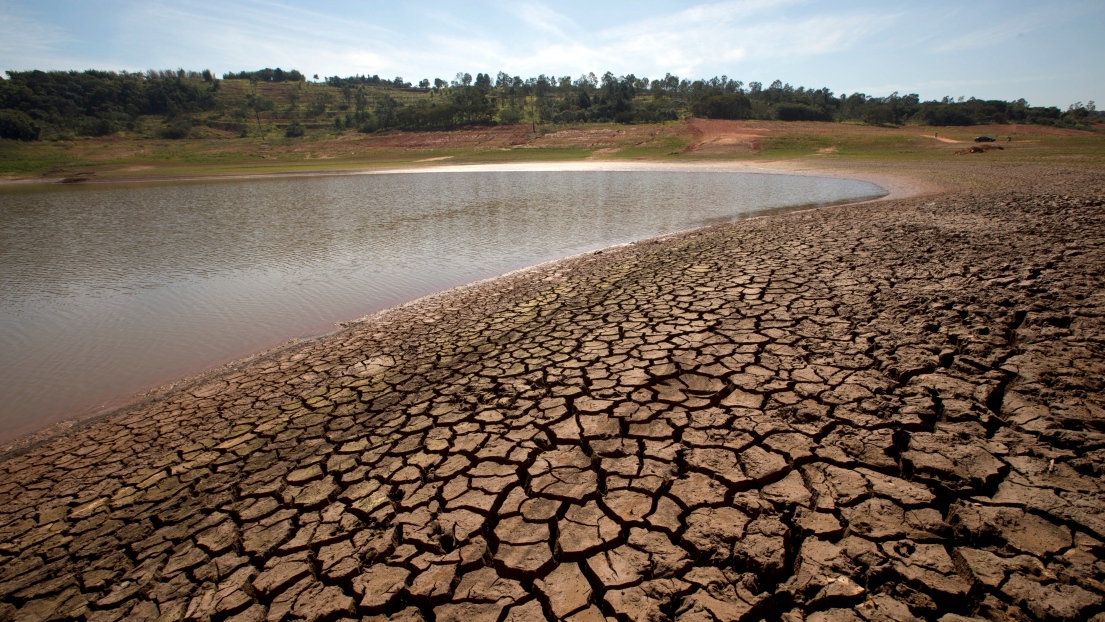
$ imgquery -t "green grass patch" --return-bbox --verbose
[759,134,836,157]
[0,140,79,175]
[5,119,1104,181]
[451,147,595,163]
[604,136,691,159]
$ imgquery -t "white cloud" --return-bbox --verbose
[0,0,903,80]
[493,0,899,78]
[343,0,900,81]
[2,0,1097,107]
[503,1,579,41]
[0,3,106,71]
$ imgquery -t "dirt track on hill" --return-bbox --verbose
[684,119,764,155]
[1,164,1104,622]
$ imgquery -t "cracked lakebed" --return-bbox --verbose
[1,164,1104,622]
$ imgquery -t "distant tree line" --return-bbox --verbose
[1,67,1100,141]
[222,68,304,82]
[325,75,412,89]
[357,71,1095,132]
[365,72,497,131]
[0,69,218,139]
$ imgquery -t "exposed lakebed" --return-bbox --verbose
[0,165,884,441]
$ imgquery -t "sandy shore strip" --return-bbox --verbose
[0,163,1103,622]
[0,158,929,202]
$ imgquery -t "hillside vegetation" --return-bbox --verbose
[1,68,1101,143]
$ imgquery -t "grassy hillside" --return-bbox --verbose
[4,69,1101,146]
[2,69,1102,180]
[3,119,1103,182]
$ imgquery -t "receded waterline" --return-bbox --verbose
[0,167,885,441]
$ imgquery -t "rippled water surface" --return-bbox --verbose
[0,166,885,441]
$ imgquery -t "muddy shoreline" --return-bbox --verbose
[0,161,911,453]
[1,162,1102,622]
[0,159,915,194]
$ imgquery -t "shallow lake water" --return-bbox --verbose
[0,165,885,441]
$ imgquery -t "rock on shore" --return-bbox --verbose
[1,166,1103,622]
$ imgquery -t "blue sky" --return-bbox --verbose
[2,0,1101,109]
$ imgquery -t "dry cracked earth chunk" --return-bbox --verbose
[1,167,1104,621]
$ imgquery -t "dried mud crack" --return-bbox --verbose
[2,166,1105,622]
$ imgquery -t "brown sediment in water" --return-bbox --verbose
[0,162,1103,621]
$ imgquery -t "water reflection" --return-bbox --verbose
[0,168,884,440]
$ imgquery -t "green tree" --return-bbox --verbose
[374,95,400,128]
[691,93,751,119]
[0,109,40,140]
[497,106,523,124]
[284,122,305,137]
[775,103,831,121]
[246,78,275,135]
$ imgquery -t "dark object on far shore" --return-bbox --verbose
[956,145,1005,155]
[974,136,997,142]
[58,172,95,184]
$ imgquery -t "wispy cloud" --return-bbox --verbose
[503,1,579,42]
[0,0,906,80]
[932,14,1039,53]
[928,1,1100,54]
[108,0,412,77]
[1,0,1098,107]
[848,74,1068,103]
[0,3,89,71]
[101,0,904,82]
[499,0,900,78]
[399,0,899,80]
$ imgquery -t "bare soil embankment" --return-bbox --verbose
[0,163,1104,622]
[4,118,1101,186]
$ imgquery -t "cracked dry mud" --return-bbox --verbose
[2,166,1105,622]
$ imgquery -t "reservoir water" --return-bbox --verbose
[0,164,885,442]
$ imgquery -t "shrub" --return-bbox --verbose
[552,110,584,124]
[917,106,975,126]
[284,122,306,137]
[498,107,523,124]
[625,104,679,124]
[0,109,41,141]
[775,103,832,121]
[691,94,751,120]
[79,117,118,137]
[158,122,193,139]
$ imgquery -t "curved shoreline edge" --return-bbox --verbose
[0,162,912,455]
[0,158,923,198]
